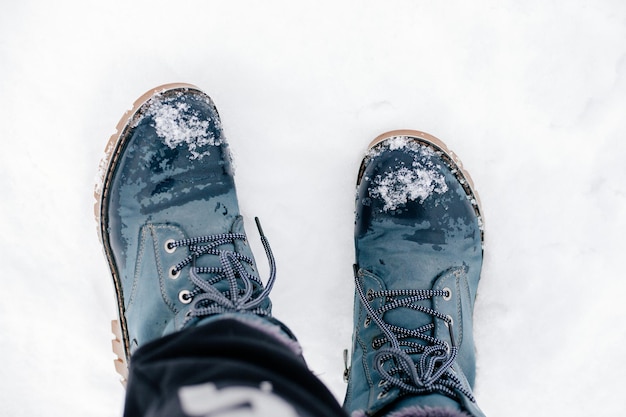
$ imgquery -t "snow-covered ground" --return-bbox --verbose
[1,1,625,416]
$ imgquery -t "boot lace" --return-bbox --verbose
[167,218,276,325]
[354,266,475,403]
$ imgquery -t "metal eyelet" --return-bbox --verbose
[364,316,371,328]
[164,239,177,254]
[442,287,452,301]
[445,315,454,327]
[366,289,374,301]
[377,391,389,400]
[169,266,180,279]
[179,290,192,304]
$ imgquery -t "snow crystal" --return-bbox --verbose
[145,97,221,160]
[370,165,448,211]
[94,142,114,196]
[367,136,448,211]
[366,135,437,162]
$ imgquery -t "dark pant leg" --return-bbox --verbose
[123,318,348,417]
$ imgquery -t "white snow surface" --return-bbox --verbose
[1,1,625,416]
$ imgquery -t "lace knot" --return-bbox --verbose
[354,266,475,403]
[169,218,276,325]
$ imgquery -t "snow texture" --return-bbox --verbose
[367,137,448,211]
[146,95,221,160]
[371,166,448,211]
[1,1,625,417]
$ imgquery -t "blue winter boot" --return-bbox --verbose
[95,84,291,385]
[344,130,486,417]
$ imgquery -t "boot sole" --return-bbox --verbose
[358,129,484,243]
[93,82,203,386]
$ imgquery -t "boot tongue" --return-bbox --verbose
[370,254,440,351]
[191,216,245,279]
[189,216,269,312]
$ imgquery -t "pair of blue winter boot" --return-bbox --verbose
[95,84,486,417]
